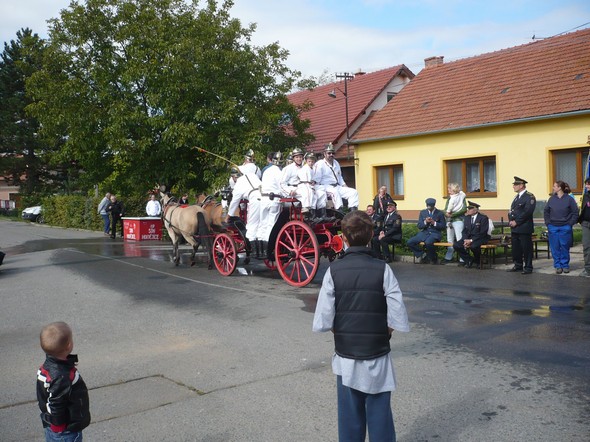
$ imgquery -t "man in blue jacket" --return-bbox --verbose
[407,198,446,264]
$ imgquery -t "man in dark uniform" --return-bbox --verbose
[507,176,536,274]
[453,201,490,268]
[407,198,446,264]
[379,201,403,263]
[365,204,383,258]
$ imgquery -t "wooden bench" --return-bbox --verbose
[413,241,496,269]
[495,235,551,263]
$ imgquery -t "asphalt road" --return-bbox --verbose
[0,220,588,441]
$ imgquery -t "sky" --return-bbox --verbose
[1,0,589,78]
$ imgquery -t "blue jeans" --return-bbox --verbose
[547,224,573,269]
[45,428,82,442]
[337,376,396,442]
[101,214,110,234]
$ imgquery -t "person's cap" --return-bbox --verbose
[244,149,254,160]
[466,200,480,209]
[324,143,335,153]
[425,198,436,206]
[512,176,527,185]
[387,201,397,206]
[272,151,283,164]
[304,152,316,160]
[291,147,304,157]
[230,167,242,177]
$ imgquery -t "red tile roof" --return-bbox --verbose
[288,66,414,154]
[354,28,590,142]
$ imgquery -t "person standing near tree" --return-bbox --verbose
[106,195,124,239]
[97,192,111,236]
[145,194,162,217]
[507,176,536,274]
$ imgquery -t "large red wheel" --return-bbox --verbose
[212,233,238,276]
[275,221,320,287]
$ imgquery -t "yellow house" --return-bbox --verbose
[353,28,590,221]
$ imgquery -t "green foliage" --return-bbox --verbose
[0,28,54,195]
[27,0,312,197]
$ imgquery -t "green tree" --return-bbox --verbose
[27,0,312,195]
[0,28,51,195]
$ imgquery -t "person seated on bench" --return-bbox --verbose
[365,204,383,258]
[407,198,446,264]
[453,201,490,268]
[378,201,402,263]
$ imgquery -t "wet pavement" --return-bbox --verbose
[1,220,589,441]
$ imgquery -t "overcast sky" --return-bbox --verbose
[1,0,589,78]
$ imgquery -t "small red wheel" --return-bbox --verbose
[275,220,320,287]
[212,233,238,276]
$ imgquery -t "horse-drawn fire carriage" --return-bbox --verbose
[159,186,345,287]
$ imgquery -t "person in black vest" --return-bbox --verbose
[312,210,409,442]
[507,176,536,274]
[106,195,124,239]
[453,201,490,268]
[365,204,383,258]
[379,200,403,263]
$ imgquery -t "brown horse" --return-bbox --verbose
[159,189,212,267]
[196,193,225,230]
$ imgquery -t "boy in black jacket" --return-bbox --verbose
[37,322,90,442]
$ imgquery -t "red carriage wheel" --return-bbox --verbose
[275,220,320,287]
[212,233,238,276]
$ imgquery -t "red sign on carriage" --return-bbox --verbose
[122,217,162,241]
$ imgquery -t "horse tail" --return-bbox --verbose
[197,211,210,237]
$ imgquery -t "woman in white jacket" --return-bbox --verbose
[443,183,467,263]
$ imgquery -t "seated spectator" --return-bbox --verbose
[378,201,402,263]
[179,194,190,205]
[365,204,383,257]
[373,185,394,216]
[453,201,490,268]
[407,198,446,264]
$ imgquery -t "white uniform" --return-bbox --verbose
[227,173,262,242]
[314,158,359,210]
[280,162,312,209]
[299,163,327,210]
[240,162,262,179]
[258,164,283,241]
[145,199,162,216]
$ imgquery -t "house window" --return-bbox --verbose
[386,92,397,102]
[445,157,497,196]
[552,147,590,193]
[376,165,404,199]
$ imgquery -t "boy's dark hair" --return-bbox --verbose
[341,211,373,246]
[585,177,590,185]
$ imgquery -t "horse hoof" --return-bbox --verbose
[244,257,250,265]
[191,261,196,267]
[208,264,213,270]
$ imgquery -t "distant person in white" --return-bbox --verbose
[145,194,162,217]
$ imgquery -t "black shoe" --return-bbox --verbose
[507,267,522,272]
[110,235,116,239]
[430,257,438,265]
[521,269,533,274]
[465,259,473,268]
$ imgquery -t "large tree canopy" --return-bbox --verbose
[27,0,312,194]
[0,28,52,195]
